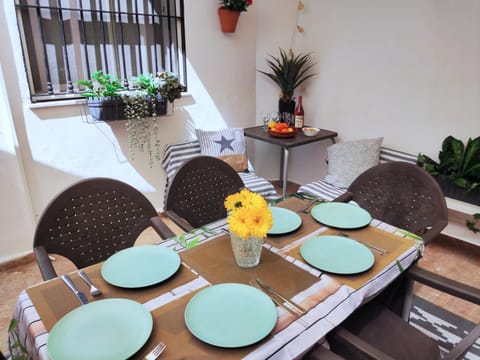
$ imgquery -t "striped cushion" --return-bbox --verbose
[298,147,417,200]
[162,140,279,201]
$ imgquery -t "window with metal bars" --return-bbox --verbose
[15,0,187,103]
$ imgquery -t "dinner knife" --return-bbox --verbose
[249,281,306,322]
[61,275,89,305]
[256,278,306,315]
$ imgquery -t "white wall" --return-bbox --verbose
[2,0,480,261]
[0,0,257,262]
[254,0,480,184]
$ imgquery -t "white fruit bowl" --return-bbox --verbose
[302,127,320,137]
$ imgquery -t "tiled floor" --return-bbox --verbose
[1,185,479,355]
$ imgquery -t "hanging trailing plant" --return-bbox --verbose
[79,70,185,166]
[123,93,161,167]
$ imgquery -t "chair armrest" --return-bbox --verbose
[327,327,396,360]
[443,323,480,360]
[150,216,176,239]
[333,191,353,203]
[420,219,449,244]
[33,246,57,281]
[407,264,480,305]
[164,210,195,232]
[303,342,346,360]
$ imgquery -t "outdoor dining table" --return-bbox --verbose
[9,196,421,360]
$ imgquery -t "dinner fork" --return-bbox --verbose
[336,231,388,254]
[78,270,102,296]
[297,198,317,214]
[143,342,166,360]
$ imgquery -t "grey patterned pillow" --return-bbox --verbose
[195,128,248,172]
[325,137,383,188]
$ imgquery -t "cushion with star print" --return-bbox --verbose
[195,128,248,172]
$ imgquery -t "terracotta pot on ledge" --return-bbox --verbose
[218,7,240,33]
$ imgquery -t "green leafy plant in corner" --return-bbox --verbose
[257,48,317,102]
[418,135,480,234]
[417,135,480,191]
[466,213,480,234]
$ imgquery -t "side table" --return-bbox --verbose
[243,126,338,198]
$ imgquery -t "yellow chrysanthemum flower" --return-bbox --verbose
[224,189,272,238]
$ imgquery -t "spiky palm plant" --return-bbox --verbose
[257,49,316,101]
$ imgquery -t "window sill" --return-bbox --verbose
[28,98,86,109]
[27,93,192,110]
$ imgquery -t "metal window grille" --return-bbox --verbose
[15,0,187,103]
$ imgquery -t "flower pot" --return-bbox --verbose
[278,98,296,125]
[434,175,480,206]
[218,7,240,33]
[230,232,263,268]
[87,97,125,121]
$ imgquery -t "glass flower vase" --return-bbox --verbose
[230,232,264,268]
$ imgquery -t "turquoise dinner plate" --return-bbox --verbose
[47,298,152,360]
[101,245,181,288]
[268,207,302,235]
[300,235,375,274]
[311,202,372,229]
[184,283,277,348]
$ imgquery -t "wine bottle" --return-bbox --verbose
[294,96,304,130]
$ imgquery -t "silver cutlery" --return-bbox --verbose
[61,275,89,305]
[78,270,101,296]
[249,281,308,327]
[336,232,388,255]
[143,342,166,360]
[297,198,317,214]
[255,278,306,315]
[249,280,297,316]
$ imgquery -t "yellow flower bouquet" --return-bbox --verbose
[225,189,273,268]
[224,188,273,238]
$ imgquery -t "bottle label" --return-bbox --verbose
[295,115,304,128]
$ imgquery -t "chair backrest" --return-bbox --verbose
[33,177,159,280]
[165,156,244,229]
[347,162,448,240]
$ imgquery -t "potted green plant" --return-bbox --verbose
[123,72,186,165]
[77,70,125,121]
[79,70,186,166]
[257,48,316,122]
[218,0,253,33]
[123,73,165,166]
[418,135,480,235]
[417,135,480,204]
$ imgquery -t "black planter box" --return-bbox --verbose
[434,175,480,206]
[147,95,167,116]
[87,98,125,121]
[87,95,168,122]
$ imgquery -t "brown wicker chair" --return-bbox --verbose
[334,161,448,244]
[164,156,245,231]
[34,177,175,280]
[305,162,480,359]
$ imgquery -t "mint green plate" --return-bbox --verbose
[300,236,375,274]
[185,283,277,347]
[268,207,302,235]
[311,202,372,229]
[47,298,152,360]
[101,245,181,288]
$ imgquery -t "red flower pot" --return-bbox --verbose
[218,7,241,33]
